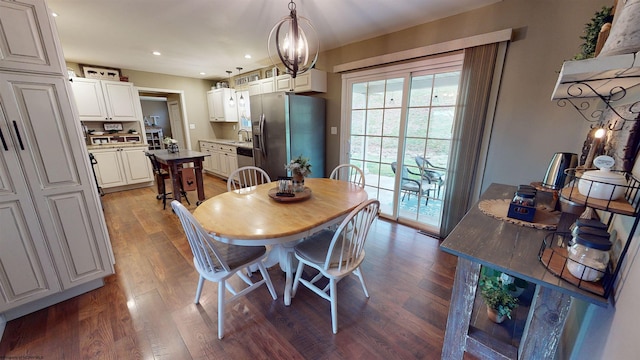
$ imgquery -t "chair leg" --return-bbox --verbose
[218,279,226,339]
[194,275,205,303]
[291,260,305,297]
[330,279,338,334]
[257,262,277,300]
[177,172,190,205]
[354,267,370,298]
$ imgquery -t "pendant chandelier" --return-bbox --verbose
[268,0,319,78]
[236,67,245,107]
[226,70,234,106]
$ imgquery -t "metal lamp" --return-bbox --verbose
[226,70,234,106]
[236,67,245,107]
[268,0,318,78]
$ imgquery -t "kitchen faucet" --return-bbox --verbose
[237,129,250,142]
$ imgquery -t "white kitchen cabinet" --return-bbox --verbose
[0,0,114,322]
[274,69,327,93]
[0,71,114,313]
[0,0,65,75]
[199,140,237,179]
[206,88,238,122]
[199,141,214,172]
[275,75,294,92]
[225,151,238,179]
[70,77,140,122]
[90,146,153,188]
[248,78,275,96]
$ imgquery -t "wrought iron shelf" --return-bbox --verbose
[550,170,640,298]
[551,51,640,126]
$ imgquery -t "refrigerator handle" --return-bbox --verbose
[259,114,266,157]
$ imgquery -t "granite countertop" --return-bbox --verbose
[200,139,253,148]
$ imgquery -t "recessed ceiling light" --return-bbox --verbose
[200,72,206,75]
[244,54,252,59]
[152,51,161,56]
[52,12,58,17]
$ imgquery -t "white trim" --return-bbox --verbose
[334,29,513,73]
[139,95,168,101]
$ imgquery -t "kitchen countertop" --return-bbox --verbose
[200,139,253,149]
[86,142,148,150]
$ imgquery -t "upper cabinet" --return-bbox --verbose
[0,0,65,75]
[248,78,275,96]
[70,78,140,121]
[274,69,327,93]
[207,88,239,122]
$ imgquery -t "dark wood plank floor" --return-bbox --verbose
[0,174,462,359]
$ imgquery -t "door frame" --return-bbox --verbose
[136,87,191,150]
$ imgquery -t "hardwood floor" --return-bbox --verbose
[0,174,460,359]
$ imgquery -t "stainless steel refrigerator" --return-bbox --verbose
[251,92,326,180]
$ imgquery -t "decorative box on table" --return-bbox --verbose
[507,185,537,222]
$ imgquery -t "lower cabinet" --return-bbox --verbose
[90,146,153,188]
[199,141,238,179]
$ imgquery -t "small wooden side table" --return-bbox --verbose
[440,183,608,359]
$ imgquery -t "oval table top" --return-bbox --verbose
[193,178,368,245]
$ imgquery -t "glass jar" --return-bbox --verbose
[567,233,612,282]
[512,190,536,207]
[570,222,609,246]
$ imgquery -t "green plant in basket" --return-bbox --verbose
[479,269,518,320]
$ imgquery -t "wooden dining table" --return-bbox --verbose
[146,149,209,205]
[193,177,369,305]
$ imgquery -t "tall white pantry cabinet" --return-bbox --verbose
[0,0,115,329]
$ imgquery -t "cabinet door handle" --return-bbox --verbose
[12,121,25,150]
[0,128,8,151]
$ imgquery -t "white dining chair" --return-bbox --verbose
[171,200,277,339]
[227,166,271,192]
[291,198,380,333]
[329,164,365,188]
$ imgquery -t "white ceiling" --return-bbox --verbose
[46,0,500,80]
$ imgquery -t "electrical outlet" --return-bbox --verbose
[331,126,337,135]
[189,123,196,129]
[233,125,236,130]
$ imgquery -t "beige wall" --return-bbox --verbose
[317,0,598,189]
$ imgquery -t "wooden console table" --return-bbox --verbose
[440,183,608,359]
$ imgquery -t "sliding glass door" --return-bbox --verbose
[343,55,462,233]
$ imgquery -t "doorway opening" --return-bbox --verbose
[137,87,191,150]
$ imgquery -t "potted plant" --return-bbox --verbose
[285,155,311,192]
[163,136,179,153]
[479,270,518,324]
[573,6,614,60]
